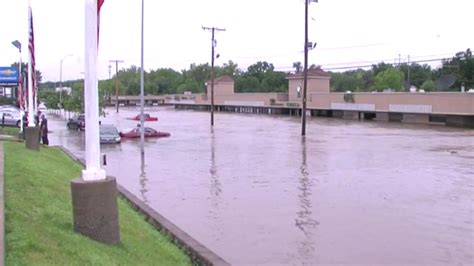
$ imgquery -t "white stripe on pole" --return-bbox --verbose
[82,0,106,181]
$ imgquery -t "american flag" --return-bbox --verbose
[98,0,104,46]
[28,6,36,103]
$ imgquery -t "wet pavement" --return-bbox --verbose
[47,107,474,265]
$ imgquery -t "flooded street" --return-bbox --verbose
[48,107,474,265]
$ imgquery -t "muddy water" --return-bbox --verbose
[48,107,474,265]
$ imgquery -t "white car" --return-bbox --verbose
[0,111,22,127]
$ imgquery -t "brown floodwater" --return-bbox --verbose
[48,106,474,265]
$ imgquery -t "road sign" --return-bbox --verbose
[0,67,18,86]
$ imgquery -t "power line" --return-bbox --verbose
[321,57,449,71]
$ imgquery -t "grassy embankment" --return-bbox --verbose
[3,142,191,265]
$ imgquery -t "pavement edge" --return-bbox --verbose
[0,142,4,266]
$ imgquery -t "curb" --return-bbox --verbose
[57,146,230,266]
[0,142,4,266]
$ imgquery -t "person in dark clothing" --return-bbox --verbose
[40,115,49,145]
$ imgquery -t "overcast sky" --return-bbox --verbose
[1,0,472,82]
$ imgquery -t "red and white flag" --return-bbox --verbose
[28,6,36,103]
[17,69,25,110]
[98,0,104,47]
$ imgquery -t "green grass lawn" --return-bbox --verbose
[0,126,20,137]
[3,142,192,265]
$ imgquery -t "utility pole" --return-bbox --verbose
[407,55,410,89]
[202,26,225,126]
[108,65,111,79]
[109,59,124,113]
[302,0,311,136]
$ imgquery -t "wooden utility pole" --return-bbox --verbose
[302,0,318,136]
[301,0,310,136]
[202,26,225,126]
[109,59,124,113]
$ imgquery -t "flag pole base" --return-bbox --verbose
[71,176,120,245]
[24,127,40,150]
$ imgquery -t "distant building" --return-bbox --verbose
[206,75,234,95]
[286,68,331,102]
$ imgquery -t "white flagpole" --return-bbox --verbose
[82,0,106,181]
[27,6,34,127]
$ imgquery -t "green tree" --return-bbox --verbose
[435,49,474,90]
[292,62,302,73]
[372,62,393,77]
[400,63,432,89]
[374,68,405,91]
[420,80,436,91]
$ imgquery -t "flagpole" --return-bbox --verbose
[82,0,105,181]
[27,6,34,128]
[70,0,120,245]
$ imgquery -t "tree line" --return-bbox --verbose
[14,48,474,114]
[330,49,473,92]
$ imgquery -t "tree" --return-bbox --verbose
[10,62,42,84]
[420,80,436,91]
[400,63,432,89]
[372,62,393,77]
[218,60,239,77]
[433,49,474,91]
[374,68,405,91]
[247,61,275,83]
[292,62,302,73]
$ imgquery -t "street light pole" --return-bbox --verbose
[12,40,23,133]
[139,0,145,162]
[60,54,73,114]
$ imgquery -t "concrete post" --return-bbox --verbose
[24,127,39,151]
[71,177,120,244]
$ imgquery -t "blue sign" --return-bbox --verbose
[0,67,18,86]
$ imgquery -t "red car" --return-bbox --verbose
[127,113,158,122]
[119,127,170,139]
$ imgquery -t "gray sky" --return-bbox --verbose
[1,0,472,82]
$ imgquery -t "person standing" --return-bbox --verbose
[40,114,49,145]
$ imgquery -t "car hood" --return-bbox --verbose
[100,133,119,138]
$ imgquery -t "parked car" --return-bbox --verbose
[0,110,22,128]
[0,105,20,113]
[99,124,121,144]
[67,114,85,130]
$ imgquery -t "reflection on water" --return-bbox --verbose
[208,127,223,242]
[295,137,318,263]
[139,167,148,204]
[139,153,148,204]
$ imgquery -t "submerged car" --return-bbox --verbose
[119,126,170,139]
[127,113,158,122]
[100,124,121,144]
[67,114,85,130]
